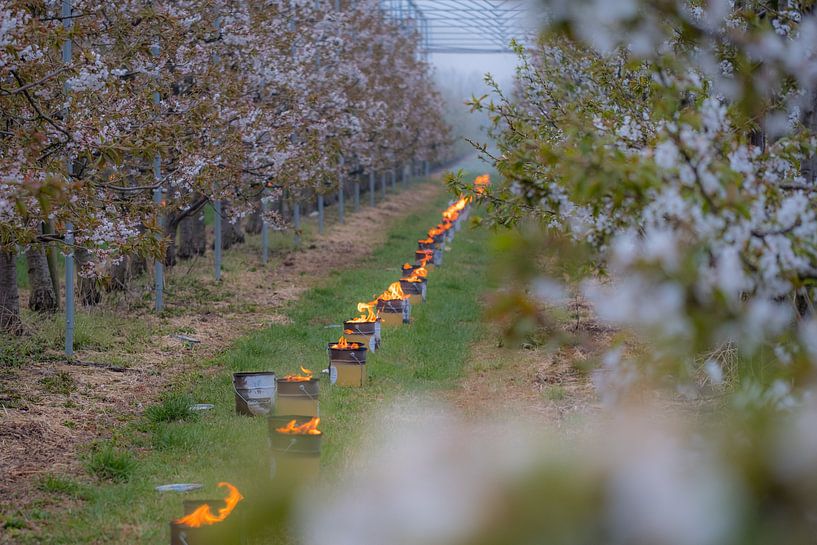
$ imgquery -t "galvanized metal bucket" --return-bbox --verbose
[268,415,323,481]
[376,298,411,325]
[343,319,381,352]
[275,378,319,417]
[399,278,427,304]
[232,371,277,416]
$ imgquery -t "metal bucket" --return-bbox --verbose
[233,371,277,416]
[327,344,368,387]
[376,298,411,325]
[268,415,322,481]
[343,319,381,352]
[401,264,421,277]
[327,343,368,364]
[415,250,434,271]
[433,248,443,266]
[418,240,437,251]
[399,278,427,304]
[275,378,319,417]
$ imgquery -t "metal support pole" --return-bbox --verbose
[318,194,325,234]
[369,171,375,207]
[262,190,269,264]
[153,185,163,310]
[391,168,396,191]
[214,200,222,281]
[63,0,74,356]
[293,202,301,247]
[338,158,345,224]
[64,223,75,356]
[354,181,360,211]
[381,172,387,198]
[150,40,163,310]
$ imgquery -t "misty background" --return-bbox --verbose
[431,52,517,160]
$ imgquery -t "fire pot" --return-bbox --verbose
[343,319,381,352]
[327,343,368,387]
[415,250,435,271]
[268,415,322,481]
[399,278,427,305]
[376,298,411,325]
[170,500,241,545]
[275,378,319,417]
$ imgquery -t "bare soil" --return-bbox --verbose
[0,181,444,512]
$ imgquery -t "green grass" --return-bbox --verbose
[15,179,493,545]
[85,444,138,483]
[143,393,197,425]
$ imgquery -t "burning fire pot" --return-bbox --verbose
[401,263,421,278]
[327,336,368,387]
[343,319,381,352]
[417,237,438,251]
[415,249,434,271]
[170,482,243,545]
[399,277,427,305]
[232,371,277,416]
[268,416,322,482]
[375,281,411,325]
[276,368,319,417]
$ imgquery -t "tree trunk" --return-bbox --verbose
[244,201,263,235]
[178,211,207,259]
[26,242,58,312]
[220,202,245,250]
[803,88,817,185]
[0,251,22,334]
[75,247,101,306]
[42,221,60,307]
[130,255,147,277]
[107,256,130,292]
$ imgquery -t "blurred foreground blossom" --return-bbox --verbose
[292,400,817,545]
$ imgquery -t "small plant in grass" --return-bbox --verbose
[144,392,197,424]
[1,513,28,530]
[37,474,89,499]
[40,371,76,395]
[544,385,567,401]
[86,444,136,482]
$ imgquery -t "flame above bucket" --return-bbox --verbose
[280,366,313,382]
[348,301,378,323]
[331,336,362,350]
[275,417,322,435]
[405,266,427,283]
[378,281,407,301]
[174,482,244,528]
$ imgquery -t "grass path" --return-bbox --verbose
[14,178,493,545]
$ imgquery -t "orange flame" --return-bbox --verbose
[275,417,322,435]
[378,281,407,301]
[405,266,427,283]
[347,301,378,323]
[281,366,313,382]
[474,173,490,194]
[331,336,361,350]
[442,196,470,222]
[174,482,243,528]
[419,237,435,245]
[402,263,414,270]
[344,328,354,334]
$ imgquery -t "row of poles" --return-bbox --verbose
[60,0,432,357]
